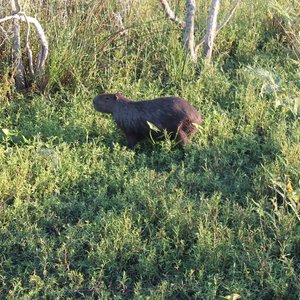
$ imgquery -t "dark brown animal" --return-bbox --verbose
[93,92,202,148]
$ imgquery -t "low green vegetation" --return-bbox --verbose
[0,0,299,299]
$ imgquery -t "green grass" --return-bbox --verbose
[0,0,299,299]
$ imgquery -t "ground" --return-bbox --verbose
[0,0,299,299]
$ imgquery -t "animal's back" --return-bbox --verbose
[109,95,201,147]
[123,97,201,132]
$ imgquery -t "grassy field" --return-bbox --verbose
[0,0,299,299]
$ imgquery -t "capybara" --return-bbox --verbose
[93,92,202,148]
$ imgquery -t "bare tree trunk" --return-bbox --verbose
[159,0,240,63]
[195,0,241,55]
[11,0,26,90]
[1,1,49,91]
[185,0,197,61]
[204,0,220,63]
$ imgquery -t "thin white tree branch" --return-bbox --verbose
[0,25,8,36]
[0,16,16,23]
[0,14,49,76]
[159,0,186,28]
[29,15,48,75]
[11,0,20,14]
[216,0,240,34]
[112,12,128,36]
[0,25,10,47]
[194,36,205,55]
[19,12,34,76]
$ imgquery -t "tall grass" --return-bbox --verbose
[0,0,299,299]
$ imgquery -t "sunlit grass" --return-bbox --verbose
[0,0,299,299]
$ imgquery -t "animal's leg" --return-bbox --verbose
[177,129,189,146]
[125,133,139,149]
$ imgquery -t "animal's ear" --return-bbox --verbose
[115,92,125,101]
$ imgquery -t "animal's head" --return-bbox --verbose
[93,92,126,113]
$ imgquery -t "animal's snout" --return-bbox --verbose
[93,96,99,109]
[93,97,97,106]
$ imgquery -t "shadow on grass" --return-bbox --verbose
[0,94,282,210]
[0,95,98,145]
[2,100,297,300]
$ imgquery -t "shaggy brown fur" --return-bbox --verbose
[93,92,202,148]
